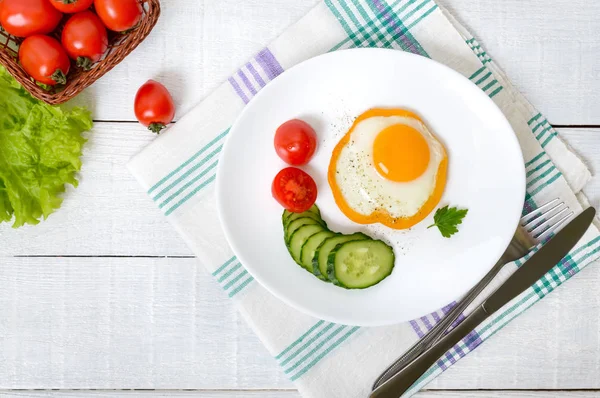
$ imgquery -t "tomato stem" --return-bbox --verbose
[59,0,78,3]
[148,123,167,134]
[50,70,67,85]
[76,57,94,71]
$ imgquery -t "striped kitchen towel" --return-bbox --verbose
[128,1,600,397]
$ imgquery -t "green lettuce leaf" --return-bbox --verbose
[0,66,93,228]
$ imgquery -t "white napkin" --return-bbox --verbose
[128,1,600,397]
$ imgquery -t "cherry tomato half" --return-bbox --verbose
[272,167,318,213]
[19,35,70,86]
[50,0,93,13]
[134,80,176,134]
[62,11,108,70]
[94,0,143,32]
[274,119,317,166]
[0,0,62,37]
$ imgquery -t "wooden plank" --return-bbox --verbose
[436,0,600,125]
[68,0,600,124]
[2,257,600,390]
[1,127,598,256]
[557,129,600,209]
[0,257,289,389]
[0,391,598,398]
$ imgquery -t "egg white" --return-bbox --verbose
[331,115,445,219]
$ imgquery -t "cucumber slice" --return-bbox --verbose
[283,209,293,224]
[315,233,368,281]
[285,211,326,229]
[285,217,322,243]
[282,210,291,226]
[282,204,321,224]
[307,204,321,217]
[300,230,336,275]
[288,224,326,265]
[327,240,395,289]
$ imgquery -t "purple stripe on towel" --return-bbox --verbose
[255,48,284,80]
[464,329,483,351]
[238,70,257,95]
[228,76,250,104]
[246,62,266,87]
[420,315,434,331]
[441,301,456,314]
[559,256,577,277]
[370,0,423,55]
[409,320,425,338]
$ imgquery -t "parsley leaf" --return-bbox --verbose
[427,205,468,238]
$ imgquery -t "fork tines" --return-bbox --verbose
[521,199,574,241]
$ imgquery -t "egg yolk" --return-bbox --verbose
[373,124,430,182]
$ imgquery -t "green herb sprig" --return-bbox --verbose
[428,205,468,238]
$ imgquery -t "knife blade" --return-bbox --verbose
[370,206,596,398]
[484,206,595,313]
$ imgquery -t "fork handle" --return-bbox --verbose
[372,257,506,389]
[370,306,490,398]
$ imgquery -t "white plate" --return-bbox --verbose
[217,48,525,326]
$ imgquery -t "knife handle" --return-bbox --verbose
[370,307,490,398]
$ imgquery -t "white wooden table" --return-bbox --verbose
[1,0,599,397]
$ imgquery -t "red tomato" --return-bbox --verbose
[61,11,108,70]
[93,0,143,32]
[19,35,70,86]
[272,167,318,213]
[0,0,62,37]
[274,119,317,166]
[134,80,176,134]
[49,0,93,13]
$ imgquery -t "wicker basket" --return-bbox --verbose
[0,0,161,105]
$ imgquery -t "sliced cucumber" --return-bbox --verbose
[282,210,291,226]
[288,224,326,265]
[285,211,326,229]
[282,204,321,224]
[281,204,395,288]
[327,240,395,289]
[315,233,369,281]
[285,217,322,243]
[282,209,294,224]
[300,230,336,275]
[307,204,321,217]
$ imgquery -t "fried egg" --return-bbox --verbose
[328,108,448,229]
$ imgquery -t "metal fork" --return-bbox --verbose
[372,199,573,390]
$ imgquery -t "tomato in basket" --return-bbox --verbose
[19,35,71,86]
[50,0,94,13]
[94,0,143,32]
[0,0,62,37]
[62,11,109,70]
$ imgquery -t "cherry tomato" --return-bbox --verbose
[134,80,176,134]
[93,0,143,32]
[50,0,93,13]
[274,119,317,166]
[19,35,70,86]
[61,11,108,70]
[0,0,62,37]
[272,167,318,213]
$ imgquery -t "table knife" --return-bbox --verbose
[370,206,596,398]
